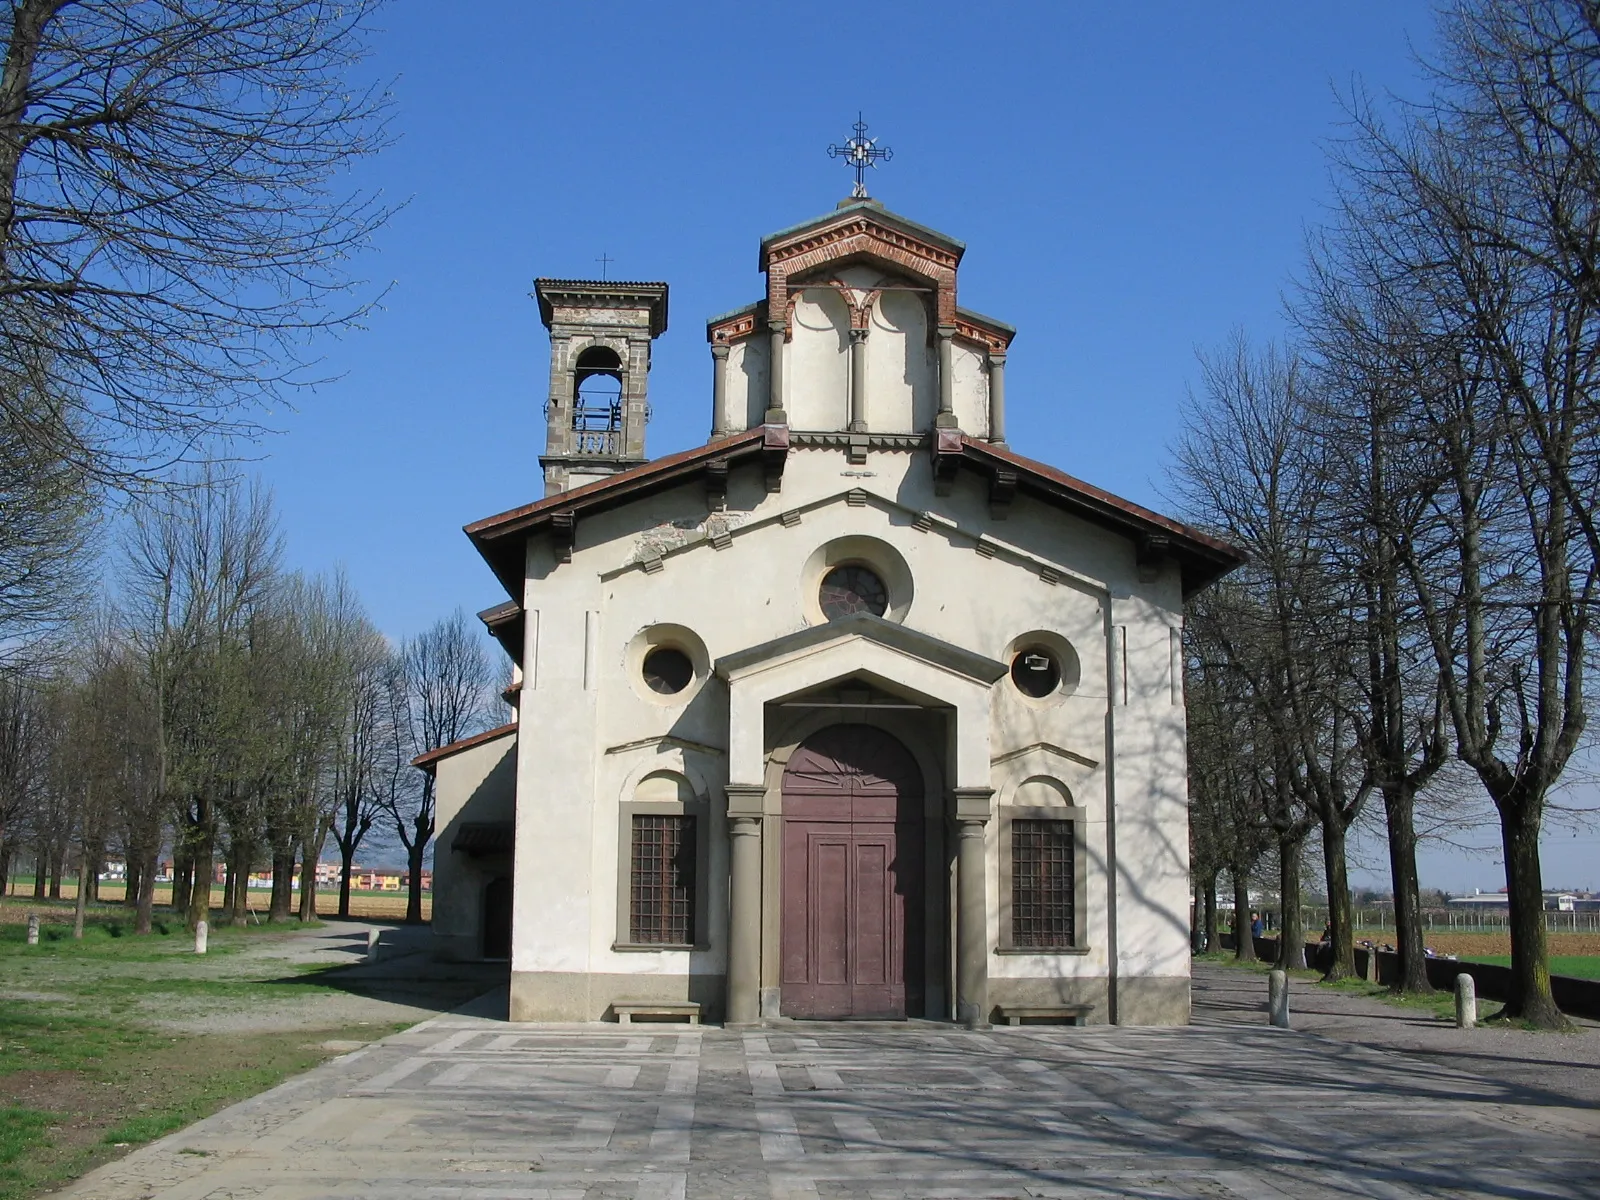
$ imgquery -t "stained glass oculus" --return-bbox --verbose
[819,564,888,620]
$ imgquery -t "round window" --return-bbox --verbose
[642,647,694,695]
[1011,647,1061,698]
[819,564,888,621]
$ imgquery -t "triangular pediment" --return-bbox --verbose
[715,613,1007,691]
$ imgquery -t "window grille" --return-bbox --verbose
[630,814,696,944]
[1011,818,1075,948]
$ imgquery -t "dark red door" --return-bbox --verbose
[781,725,923,1018]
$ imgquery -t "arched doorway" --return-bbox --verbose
[482,876,512,960]
[780,724,924,1018]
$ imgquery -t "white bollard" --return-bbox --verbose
[1268,969,1290,1028]
[194,919,208,955]
[26,913,39,945]
[366,928,380,963]
[1455,973,1476,1029]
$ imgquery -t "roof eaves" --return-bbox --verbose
[411,722,518,772]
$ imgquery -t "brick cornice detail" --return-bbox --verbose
[767,224,958,330]
[708,306,763,345]
[954,314,1013,353]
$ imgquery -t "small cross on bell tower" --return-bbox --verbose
[828,114,892,199]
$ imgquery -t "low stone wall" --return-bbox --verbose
[1218,932,1600,1021]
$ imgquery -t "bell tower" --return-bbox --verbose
[535,278,669,494]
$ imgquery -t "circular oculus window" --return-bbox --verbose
[641,647,695,695]
[819,564,889,621]
[1011,646,1062,698]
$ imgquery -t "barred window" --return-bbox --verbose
[629,814,696,944]
[1011,818,1075,948]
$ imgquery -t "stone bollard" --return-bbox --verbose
[1455,973,1476,1029]
[366,929,380,963]
[26,914,39,945]
[194,919,208,955]
[1268,969,1290,1028]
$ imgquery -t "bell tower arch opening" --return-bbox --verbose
[534,278,668,494]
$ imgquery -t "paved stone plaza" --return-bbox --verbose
[62,993,1599,1200]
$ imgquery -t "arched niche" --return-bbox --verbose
[787,287,850,431]
[869,290,936,433]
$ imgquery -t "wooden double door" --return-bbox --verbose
[780,724,924,1019]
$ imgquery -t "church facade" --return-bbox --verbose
[423,193,1243,1027]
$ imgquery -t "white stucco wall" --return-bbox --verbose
[504,438,1196,1022]
[950,340,991,438]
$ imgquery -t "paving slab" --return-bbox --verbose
[58,980,1600,1200]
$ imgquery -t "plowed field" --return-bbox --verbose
[1372,930,1600,959]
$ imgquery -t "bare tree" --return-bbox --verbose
[1315,0,1599,1025]
[0,0,393,491]
[123,468,280,928]
[1173,336,1375,981]
[329,630,395,918]
[0,369,92,660]
[390,610,493,925]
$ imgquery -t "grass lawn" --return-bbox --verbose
[1193,950,1503,1023]
[0,907,408,1200]
[1462,955,1600,981]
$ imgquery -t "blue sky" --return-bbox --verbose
[254,1,1594,889]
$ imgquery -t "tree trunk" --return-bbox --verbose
[72,846,88,938]
[32,846,44,898]
[134,845,157,935]
[269,847,295,920]
[338,842,354,918]
[1499,798,1567,1027]
[1203,877,1219,955]
[172,853,192,915]
[0,841,10,895]
[1231,870,1255,961]
[186,836,214,930]
[1276,832,1306,970]
[405,837,427,925]
[1320,820,1356,981]
[124,854,142,910]
[47,847,61,899]
[222,856,237,917]
[296,838,319,923]
[1383,779,1431,994]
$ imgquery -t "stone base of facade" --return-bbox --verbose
[1112,974,1190,1026]
[984,975,1190,1026]
[987,976,1113,1025]
[510,971,727,1023]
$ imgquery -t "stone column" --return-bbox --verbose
[955,818,988,1027]
[726,784,766,1026]
[711,343,731,438]
[849,328,869,432]
[936,324,958,429]
[987,351,1007,445]
[765,321,787,424]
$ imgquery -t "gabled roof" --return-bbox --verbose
[935,432,1246,596]
[465,426,779,596]
[462,426,1244,602]
[411,722,518,773]
[759,199,966,272]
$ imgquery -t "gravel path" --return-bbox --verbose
[1193,959,1600,1108]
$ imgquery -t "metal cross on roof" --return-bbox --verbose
[828,114,892,199]
[595,252,613,280]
